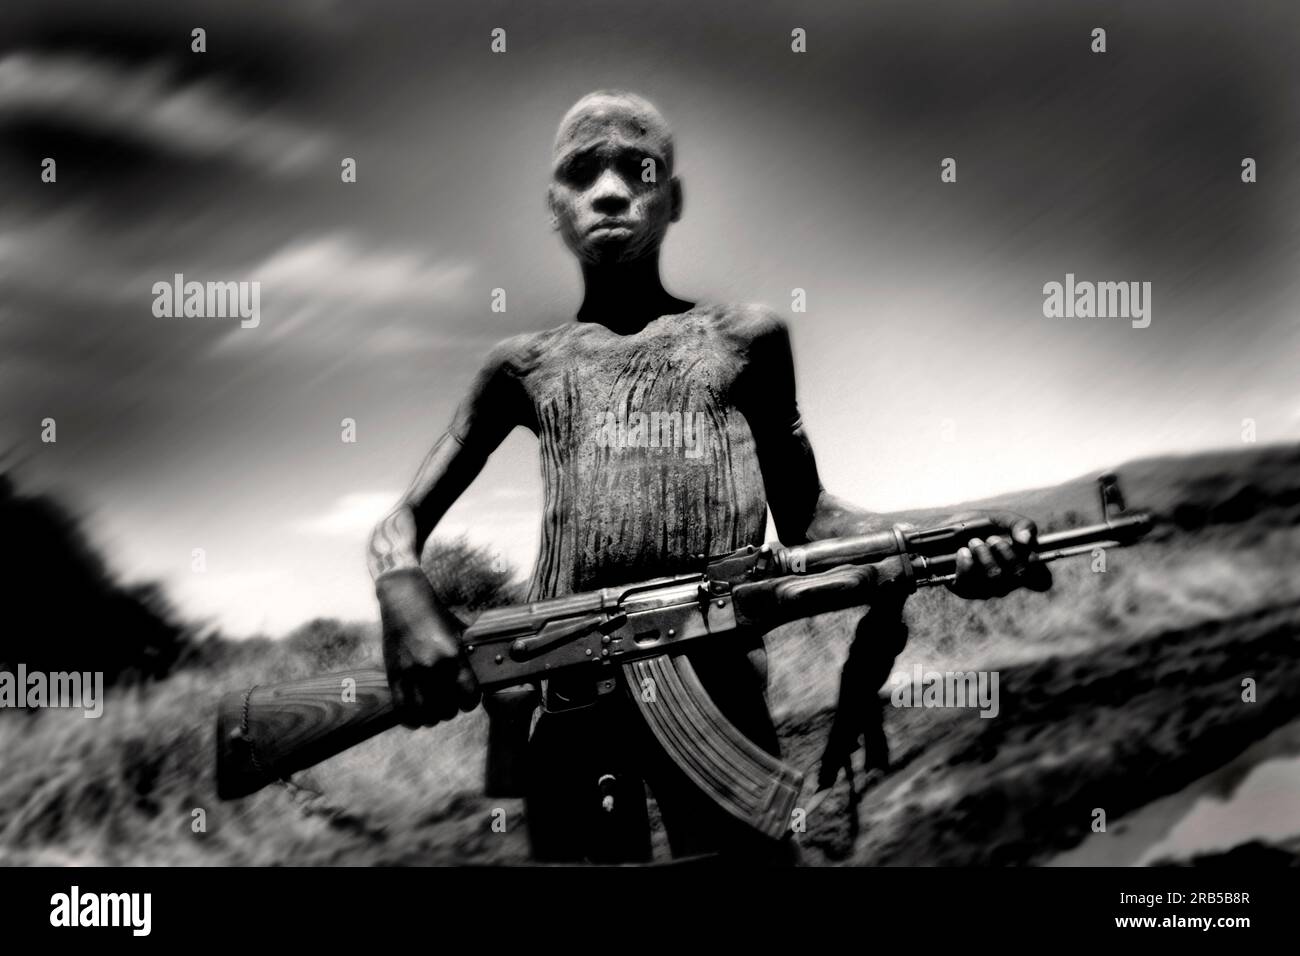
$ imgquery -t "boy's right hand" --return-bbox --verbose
[376,568,481,727]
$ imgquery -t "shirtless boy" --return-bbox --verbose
[367,91,1049,863]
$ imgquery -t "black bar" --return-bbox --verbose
[2,866,1293,943]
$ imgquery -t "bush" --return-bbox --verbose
[0,473,193,687]
[421,535,522,615]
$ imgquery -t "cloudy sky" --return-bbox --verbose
[2,0,1298,635]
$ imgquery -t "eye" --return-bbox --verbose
[562,154,599,187]
[618,154,656,187]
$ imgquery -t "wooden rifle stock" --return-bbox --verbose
[216,668,395,799]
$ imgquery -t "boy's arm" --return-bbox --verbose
[740,312,892,543]
[367,340,528,726]
[742,313,1048,598]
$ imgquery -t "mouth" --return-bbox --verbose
[588,220,634,237]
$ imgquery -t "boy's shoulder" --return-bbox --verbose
[699,302,788,340]
[689,303,791,359]
[477,323,572,377]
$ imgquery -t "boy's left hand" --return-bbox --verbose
[945,510,1053,599]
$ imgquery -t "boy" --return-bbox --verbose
[367,91,1048,863]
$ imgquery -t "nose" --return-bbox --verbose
[589,168,632,214]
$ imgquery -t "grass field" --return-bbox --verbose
[2,442,1298,865]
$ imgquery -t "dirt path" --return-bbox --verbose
[786,601,1300,865]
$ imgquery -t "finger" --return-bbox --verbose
[428,672,459,723]
[948,546,979,599]
[967,538,1001,580]
[987,534,1019,572]
[993,535,1043,596]
[1011,517,1038,548]
[437,658,465,721]
[418,687,456,725]
[395,677,423,728]
[456,665,482,713]
[406,681,441,727]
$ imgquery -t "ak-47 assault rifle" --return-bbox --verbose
[216,475,1150,839]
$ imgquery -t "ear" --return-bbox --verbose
[546,184,560,231]
[669,176,684,223]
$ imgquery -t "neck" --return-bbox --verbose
[577,253,693,333]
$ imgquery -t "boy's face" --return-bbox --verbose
[549,94,682,265]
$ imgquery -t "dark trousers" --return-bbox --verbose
[523,636,797,864]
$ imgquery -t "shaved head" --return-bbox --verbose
[548,90,682,265]
[553,90,675,176]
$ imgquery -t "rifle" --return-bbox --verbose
[215,475,1150,840]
